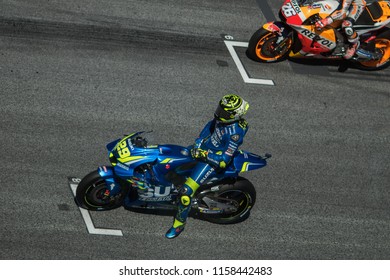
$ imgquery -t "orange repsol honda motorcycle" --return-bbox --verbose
[247,0,390,70]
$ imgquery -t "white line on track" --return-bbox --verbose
[70,182,123,236]
[224,40,275,86]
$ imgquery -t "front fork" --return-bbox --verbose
[262,21,294,54]
[97,166,123,197]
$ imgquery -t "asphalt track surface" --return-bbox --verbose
[0,0,389,260]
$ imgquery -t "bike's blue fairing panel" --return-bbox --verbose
[103,131,268,188]
[97,166,122,196]
[232,150,267,173]
[106,139,120,152]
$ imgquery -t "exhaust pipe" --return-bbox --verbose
[355,48,382,60]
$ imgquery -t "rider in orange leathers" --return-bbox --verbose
[315,0,366,59]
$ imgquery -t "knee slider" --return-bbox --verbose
[344,26,355,37]
[179,186,192,206]
[180,195,191,206]
[342,20,356,38]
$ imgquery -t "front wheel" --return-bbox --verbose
[246,28,293,63]
[195,177,256,224]
[75,170,126,211]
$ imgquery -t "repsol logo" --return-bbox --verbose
[300,29,334,48]
[291,0,302,13]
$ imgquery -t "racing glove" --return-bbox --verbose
[315,17,333,30]
[191,148,208,161]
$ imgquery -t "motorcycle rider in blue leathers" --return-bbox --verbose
[165,94,250,239]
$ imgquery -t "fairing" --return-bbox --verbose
[103,132,268,187]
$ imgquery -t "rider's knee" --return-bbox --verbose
[180,195,191,206]
[178,182,196,206]
[342,19,357,39]
[180,185,194,196]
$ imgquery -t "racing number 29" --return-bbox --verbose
[117,140,130,158]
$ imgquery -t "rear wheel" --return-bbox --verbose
[75,170,126,211]
[195,177,256,224]
[246,28,293,63]
[358,30,390,70]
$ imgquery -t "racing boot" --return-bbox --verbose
[344,41,360,60]
[165,186,193,239]
[165,218,186,239]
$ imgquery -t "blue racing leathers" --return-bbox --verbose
[166,118,248,238]
[194,118,248,170]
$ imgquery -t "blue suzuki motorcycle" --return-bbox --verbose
[75,131,271,224]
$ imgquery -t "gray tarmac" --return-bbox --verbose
[0,0,389,259]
